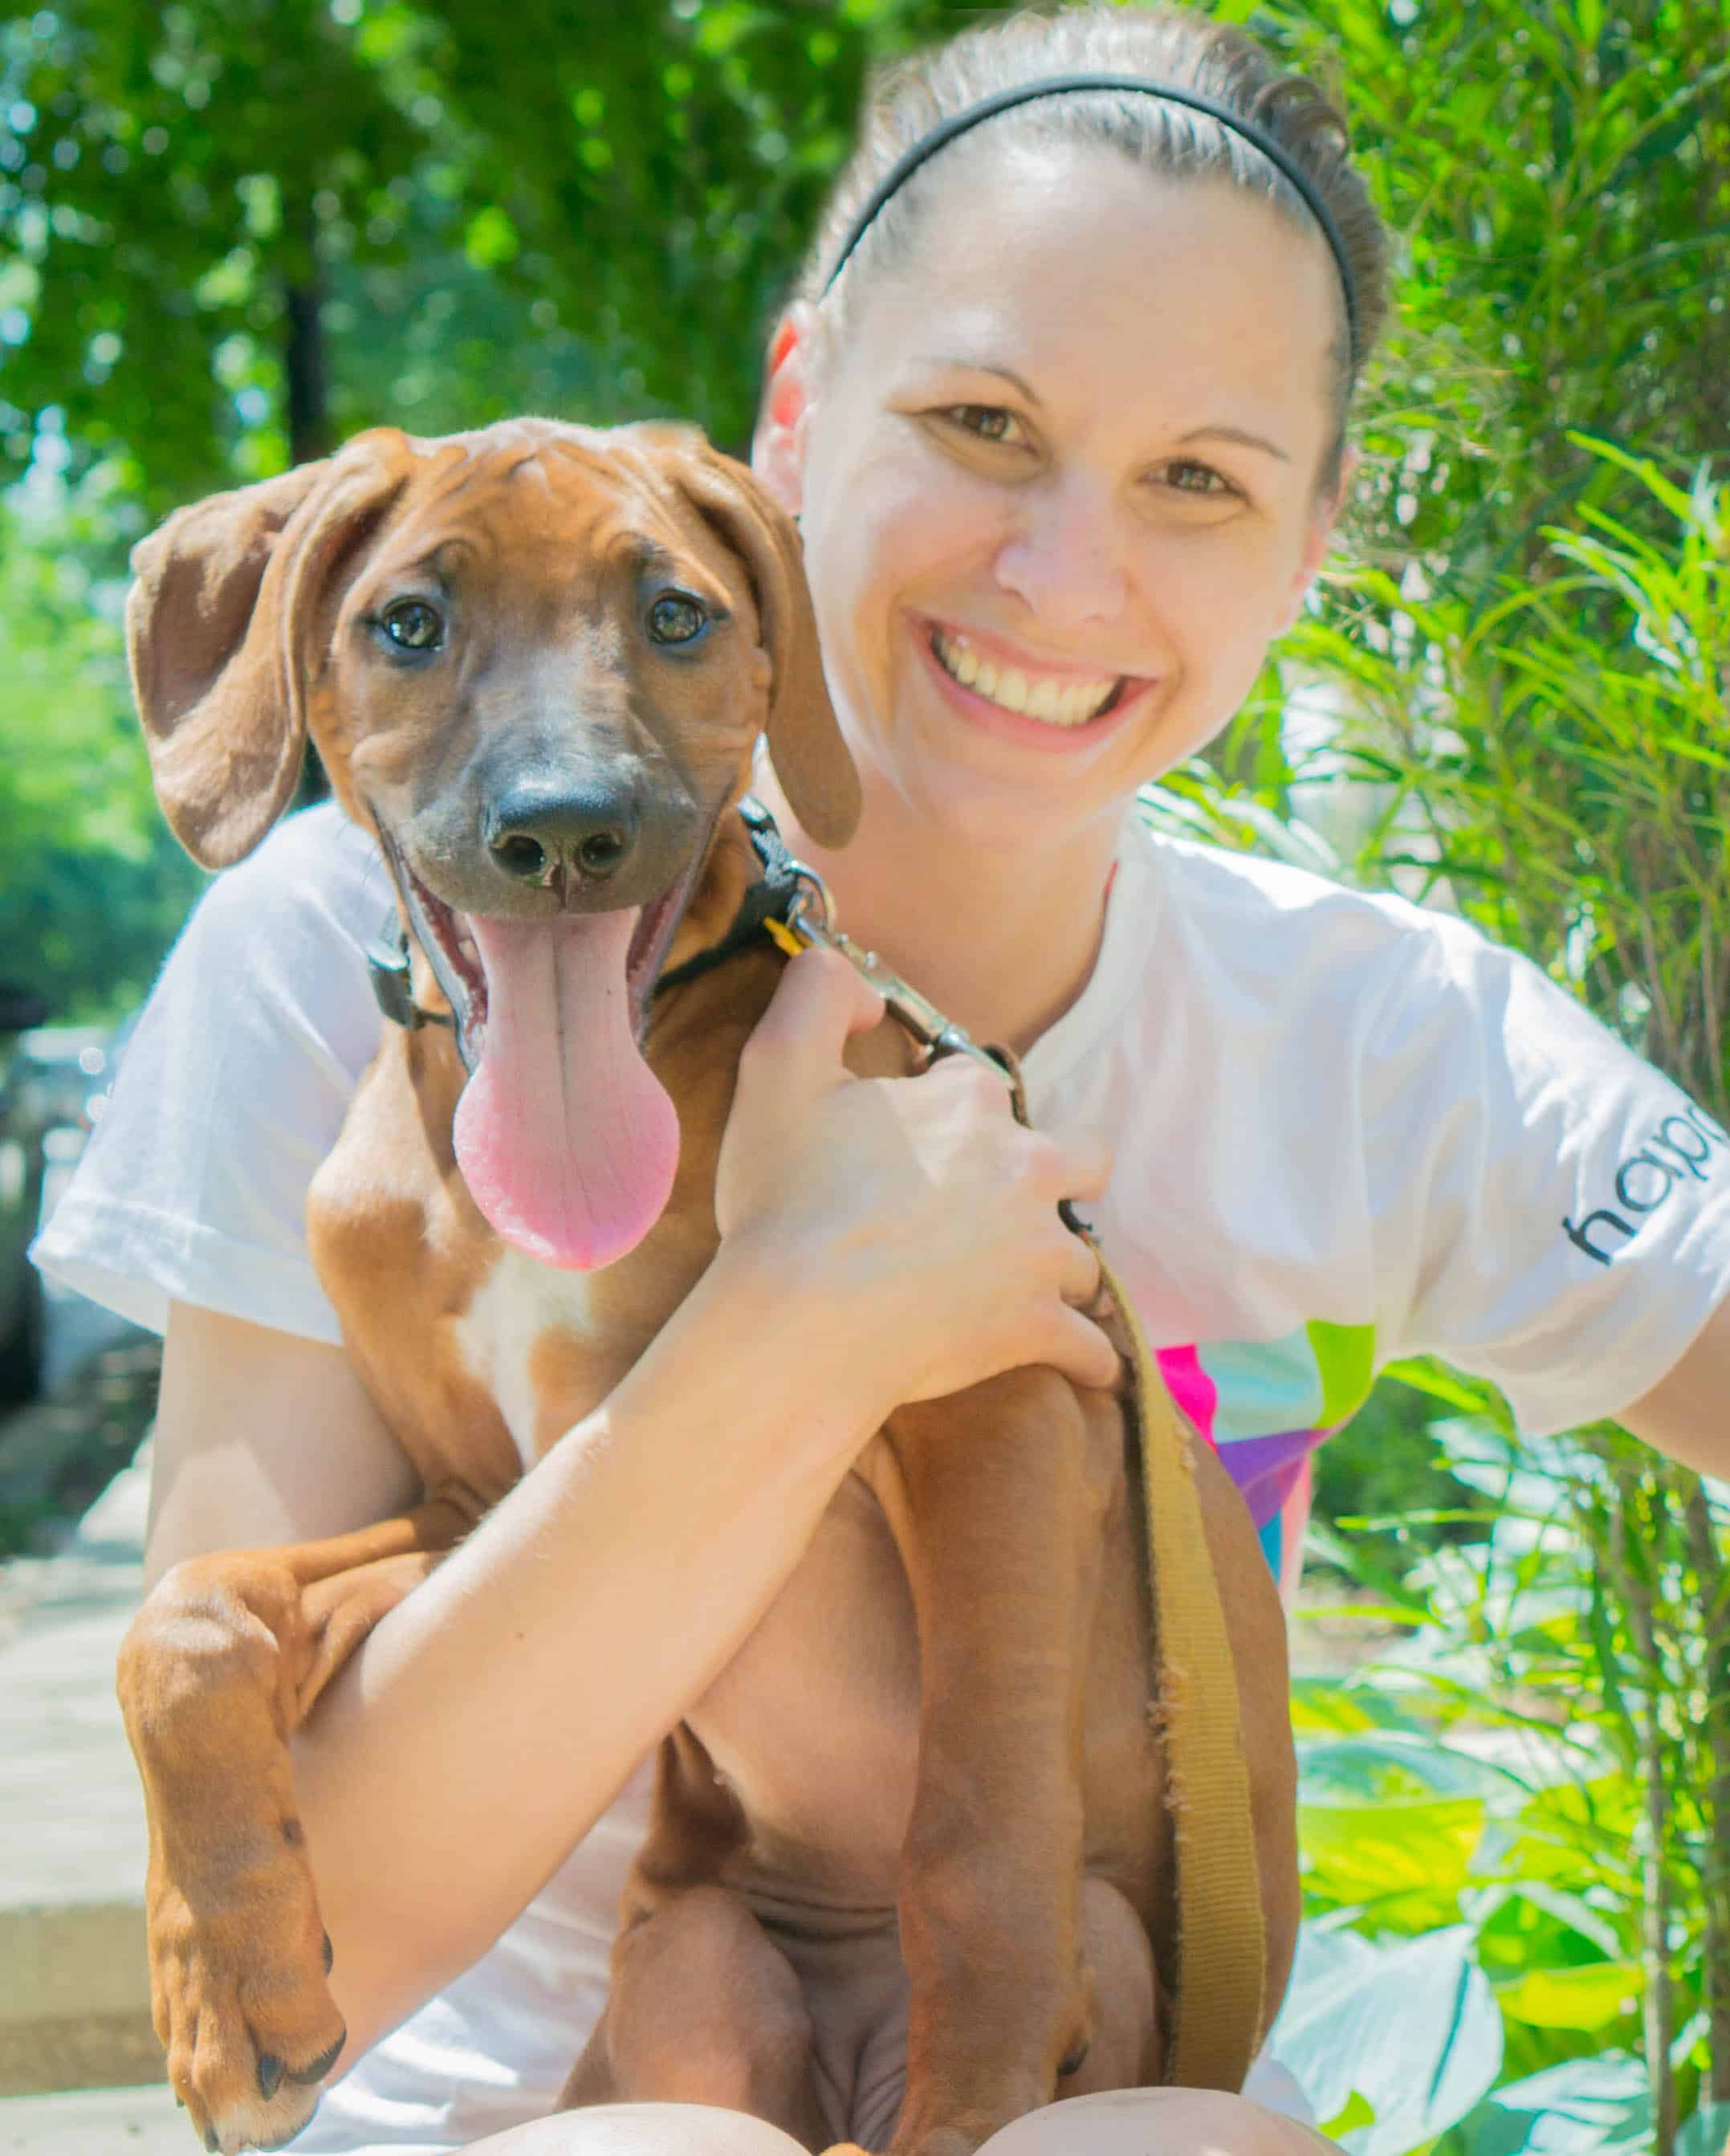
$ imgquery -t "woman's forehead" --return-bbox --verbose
[837,138,1340,440]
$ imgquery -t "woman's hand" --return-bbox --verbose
[716,948,1120,1411]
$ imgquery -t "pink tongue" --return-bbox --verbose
[453,911,679,1271]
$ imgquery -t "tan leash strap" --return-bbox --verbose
[750,809,1267,2090]
[1091,1242,1268,2092]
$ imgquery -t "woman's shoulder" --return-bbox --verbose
[1118,817,1652,1113]
[193,799,393,956]
[31,803,390,1339]
[1118,815,1487,1014]
[161,798,390,1088]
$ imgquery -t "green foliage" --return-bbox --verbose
[1254,0,1730,581]
[0,490,206,1018]
[0,0,964,505]
[1289,1376,1730,2156]
[0,0,428,500]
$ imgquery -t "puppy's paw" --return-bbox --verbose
[150,1867,345,2154]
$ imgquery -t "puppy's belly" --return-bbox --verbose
[691,1457,920,1910]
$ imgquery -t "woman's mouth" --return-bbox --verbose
[929,624,1126,728]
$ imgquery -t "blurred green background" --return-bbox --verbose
[2,1,1728,2144]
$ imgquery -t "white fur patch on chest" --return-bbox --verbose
[451,1243,600,1471]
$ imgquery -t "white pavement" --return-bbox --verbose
[0,1444,159,2100]
[0,2082,182,2154]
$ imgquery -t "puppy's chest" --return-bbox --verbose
[451,1245,613,1469]
[449,1217,706,1463]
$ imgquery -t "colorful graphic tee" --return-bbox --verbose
[1158,1320,1377,1599]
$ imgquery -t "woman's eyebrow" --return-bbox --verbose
[917,357,1043,406]
[1176,425,1291,464]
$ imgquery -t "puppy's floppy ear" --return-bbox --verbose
[661,437,861,851]
[126,429,412,868]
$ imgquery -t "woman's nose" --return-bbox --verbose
[992,476,1130,630]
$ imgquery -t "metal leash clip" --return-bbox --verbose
[763,856,1032,1129]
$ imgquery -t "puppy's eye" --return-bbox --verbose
[646,592,709,646]
[382,600,443,651]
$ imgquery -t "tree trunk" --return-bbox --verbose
[1612,1479,1677,2156]
[283,272,332,468]
[1683,1481,1730,2101]
[283,210,332,803]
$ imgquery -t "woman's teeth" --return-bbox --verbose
[930,626,1121,727]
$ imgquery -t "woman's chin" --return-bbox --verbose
[889,747,1113,858]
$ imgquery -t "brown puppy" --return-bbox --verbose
[116,419,1298,2156]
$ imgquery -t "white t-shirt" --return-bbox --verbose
[35,798,1730,2150]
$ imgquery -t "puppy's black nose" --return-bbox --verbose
[486,781,639,886]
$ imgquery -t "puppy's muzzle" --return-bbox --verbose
[486,776,641,893]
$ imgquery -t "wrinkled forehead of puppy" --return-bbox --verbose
[345,417,763,612]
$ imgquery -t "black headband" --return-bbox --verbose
[820,72,1362,372]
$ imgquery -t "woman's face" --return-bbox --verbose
[757,137,1349,856]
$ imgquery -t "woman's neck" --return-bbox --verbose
[751,766,1121,1057]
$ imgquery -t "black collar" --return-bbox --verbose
[365,921,453,1033]
[649,794,804,1001]
[368,794,800,1034]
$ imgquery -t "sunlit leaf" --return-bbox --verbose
[1273,1926,1503,2155]
[1453,2055,1651,2156]
[1494,1959,1639,2031]
[1324,2092,1379,2137]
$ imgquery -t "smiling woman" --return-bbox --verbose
[30,4,1730,2156]
[760,157,1348,895]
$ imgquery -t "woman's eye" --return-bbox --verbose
[1160,460,1236,499]
[944,405,1024,446]
[381,600,444,651]
[646,592,710,646]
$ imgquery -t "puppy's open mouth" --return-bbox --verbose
[375,823,710,1273]
[395,852,700,1074]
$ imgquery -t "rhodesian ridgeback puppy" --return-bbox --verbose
[116,420,1298,2156]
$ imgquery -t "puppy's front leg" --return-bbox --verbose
[117,1501,466,2154]
[869,1369,1122,2156]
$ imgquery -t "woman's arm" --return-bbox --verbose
[148,1307,421,1589]
[293,1234,893,2060]
[1617,1294,1730,1480]
[145,952,1114,2063]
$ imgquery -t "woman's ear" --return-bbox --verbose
[751,301,820,516]
[1274,443,1360,637]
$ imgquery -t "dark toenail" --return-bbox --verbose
[1059,2040,1090,2075]
[258,2053,283,2099]
[206,2131,220,2153]
[288,2028,347,2085]
[321,1930,334,1974]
